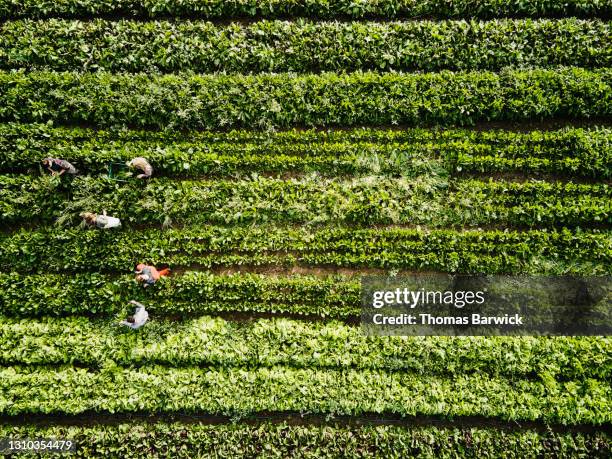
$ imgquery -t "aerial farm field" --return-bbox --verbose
[0,1,610,457]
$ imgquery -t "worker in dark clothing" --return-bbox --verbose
[42,157,78,176]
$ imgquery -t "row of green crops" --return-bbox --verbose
[1,0,610,20]
[2,422,609,459]
[3,122,611,146]
[2,19,609,72]
[1,68,610,129]
[1,271,610,323]
[3,139,450,178]
[1,226,610,273]
[3,175,610,227]
[1,365,610,423]
[0,272,359,318]
[1,315,610,380]
[2,124,610,178]
[0,139,605,179]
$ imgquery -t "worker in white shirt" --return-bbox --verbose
[81,210,122,229]
[119,300,149,330]
[127,157,153,179]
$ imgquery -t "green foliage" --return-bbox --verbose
[0,271,359,317]
[0,422,608,458]
[0,365,610,423]
[1,19,609,72]
[0,315,610,380]
[0,0,610,444]
[0,0,610,20]
[1,123,610,178]
[0,226,609,274]
[2,174,610,227]
[0,68,610,129]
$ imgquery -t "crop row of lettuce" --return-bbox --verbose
[2,270,610,325]
[1,226,609,274]
[2,19,609,72]
[1,0,610,20]
[0,271,358,317]
[3,175,610,227]
[1,365,609,424]
[2,421,609,459]
[1,315,610,380]
[1,68,610,129]
[2,124,610,178]
[4,121,610,146]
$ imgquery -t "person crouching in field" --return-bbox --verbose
[135,263,170,288]
[42,157,78,176]
[120,300,149,329]
[127,157,153,179]
[81,211,122,229]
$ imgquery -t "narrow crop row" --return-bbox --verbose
[1,0,610,20]
[3,122,611,146]
[2,19,609,72]
[2,139,449,178]
[1,68,610,129]
[3,175,609,227]
[2,124,610,178]
[0,271,358,318]
[1,226,609,274]
[1,365,609,424]
[1,272,609,325]
[1,316,609,380]
[3,422,610,459]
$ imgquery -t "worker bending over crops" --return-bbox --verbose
[135,263,171,288]
[127,157,153,179]
[81,210,122,229]
[42,157,78,176]
[119,300,149,329]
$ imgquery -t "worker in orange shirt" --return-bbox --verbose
[134,263,170,288]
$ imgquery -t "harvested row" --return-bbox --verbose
[1,0,610,20]
[2,19,610,72]
[1,365,609,424]
[1,68,610,129]
[3,175,610,227]
[1,316,610,380]
[2,124,610,178]
[1,226,610,274]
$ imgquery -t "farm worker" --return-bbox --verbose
[81,210,122,229]
[42,157,78,176]
[127,157,153,179]
[119,300,149,329]
[135,263,171,288]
